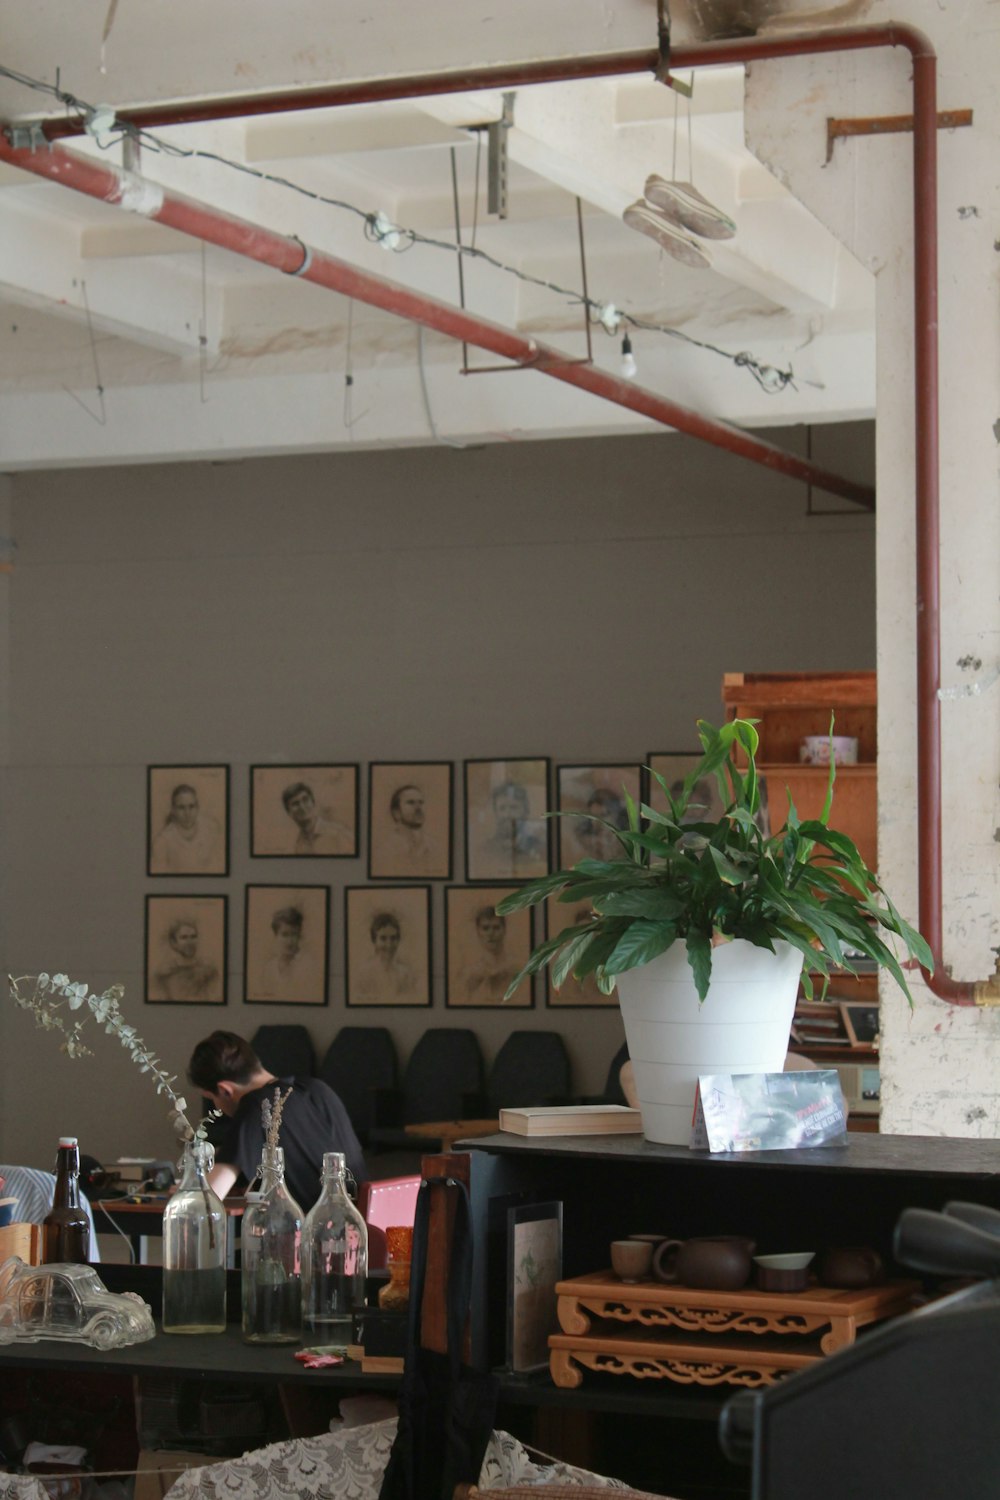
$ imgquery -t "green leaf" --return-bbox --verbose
[593,890,685,919]
[604,920,678,975]
[685,931,713,1000]
[495,873,573,913]
[551,927,601,989]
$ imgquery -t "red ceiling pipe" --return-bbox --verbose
[7,20,990,1001]
[0,133,874,509]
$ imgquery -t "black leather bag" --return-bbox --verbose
[378,1175,498,1500]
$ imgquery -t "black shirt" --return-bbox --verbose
[219,1075,366,1213]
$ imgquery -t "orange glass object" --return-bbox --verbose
[378,1224,413,1311]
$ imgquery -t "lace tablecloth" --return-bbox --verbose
[163,1419,631,1499]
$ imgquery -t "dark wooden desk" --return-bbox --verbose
[94,1197,245,1267]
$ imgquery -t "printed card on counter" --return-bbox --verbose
[691,1070,849,1153]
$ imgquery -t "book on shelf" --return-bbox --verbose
[498,1104,643,1137]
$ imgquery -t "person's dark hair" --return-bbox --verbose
[165,784,198,827]
[492,781,529,814]
[370,911,401,942]
[281,781,314,812]
[271,905,304,935]
[474,904,505,930]
[389,784,421,817]
[188,1031,261,1091]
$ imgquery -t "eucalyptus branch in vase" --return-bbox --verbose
[8,971,208,1144]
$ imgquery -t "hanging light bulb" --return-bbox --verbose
[620,333,637,380]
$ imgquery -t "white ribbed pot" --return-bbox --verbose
[615,939,803,1146]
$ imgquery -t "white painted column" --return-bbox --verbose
[745,1,1000,1134]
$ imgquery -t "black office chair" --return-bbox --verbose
[250,1024,316,1080]
[369,1028,485,1160]
[467,1031,572,1114]
[318,1027,398,1148]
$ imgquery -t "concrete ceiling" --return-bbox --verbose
[0,0,874,468]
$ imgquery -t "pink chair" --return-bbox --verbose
[357,1174,421,1269]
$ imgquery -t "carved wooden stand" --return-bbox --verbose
[549,1271,919,1390]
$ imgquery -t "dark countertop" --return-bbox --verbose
[458,1131,1000,1179]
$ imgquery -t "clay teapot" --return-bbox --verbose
[652,1235,756,1291]
[817,1245,884,1289]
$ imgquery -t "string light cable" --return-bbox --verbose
[0,63,810,395]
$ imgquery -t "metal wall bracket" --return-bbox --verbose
[486,92,514,219]
[6,123,50,152]
[826,108,972,163]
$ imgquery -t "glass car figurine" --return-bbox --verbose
[0,1257,155,1349]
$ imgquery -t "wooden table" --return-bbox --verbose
[94,1196,245,1267]
[404,1119,499,1155]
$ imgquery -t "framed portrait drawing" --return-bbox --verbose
[464,757,550,884]
[445,885,533,1008]
[544,895,617,1007]
[345,885,432,1008]
[244,884,329,1006]
[368,762,452,880]
[145,895,227,1005]
[147,764,228,877]
[645,751,726,824]
[250,764,359,858]
[646,751,771,836]
[556,763,642,869]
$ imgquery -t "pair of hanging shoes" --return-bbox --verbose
[643,174,737,240]
[622,199,713,270]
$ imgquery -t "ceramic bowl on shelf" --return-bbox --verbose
[799,735,859,766]
[753,1252,815,1292]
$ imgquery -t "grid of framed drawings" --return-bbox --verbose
[142,748,710,1008]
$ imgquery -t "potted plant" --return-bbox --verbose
[498,718,931,1144]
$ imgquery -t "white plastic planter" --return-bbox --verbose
[615,939,803,1145]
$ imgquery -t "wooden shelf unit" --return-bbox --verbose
[721,670,877,873]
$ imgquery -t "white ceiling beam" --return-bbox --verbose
[242,106,472,163]
[0,199,220,356]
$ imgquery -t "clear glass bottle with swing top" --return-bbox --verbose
[162,1139,227,1335]
[241,1146,303,1344]
[301,1152,368,1343]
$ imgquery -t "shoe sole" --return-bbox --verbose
[622,201,712,269]
[643,175,737,240]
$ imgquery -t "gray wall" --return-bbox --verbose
[1,423,875,1167]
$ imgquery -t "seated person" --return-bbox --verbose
[188,1031,365,1213]
[0,1163,100,1261]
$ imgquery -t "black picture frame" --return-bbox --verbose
[243,883,330,1006]
[367,762,453,881]
[463,757,551,884]
[250,763,359,858]
[144,894,227,1005]
[506,1200,563,1373]
[344,884,433,1007]
[841,1002,880,1048]
[444,885,534,1008]
[147,764,229,877]
[556,763,642,869]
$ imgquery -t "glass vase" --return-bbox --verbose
[377,1225,413,1312]
[241,1146,303,1345]
[301,1152,369,1344]
[163,1139,227,1334]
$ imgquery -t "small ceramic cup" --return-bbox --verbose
[611,1239,653,1282]
[754,1252,814,1293]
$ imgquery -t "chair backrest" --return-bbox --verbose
[357,1174,421,1269]
[250,1024,316,1079]
[603,1040,630,1104]
[402,1029,484,1125]
[318,1027,398,1145]
[486,1031,571,1112]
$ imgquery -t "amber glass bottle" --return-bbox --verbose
[42,1136,91,1264]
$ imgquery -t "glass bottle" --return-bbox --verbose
[302,1152,368,1343]
[42,1137,90,1264]
[162,1139,227,1335]
[241,1146,303,1344]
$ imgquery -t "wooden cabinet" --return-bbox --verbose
[721,670,877,873]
